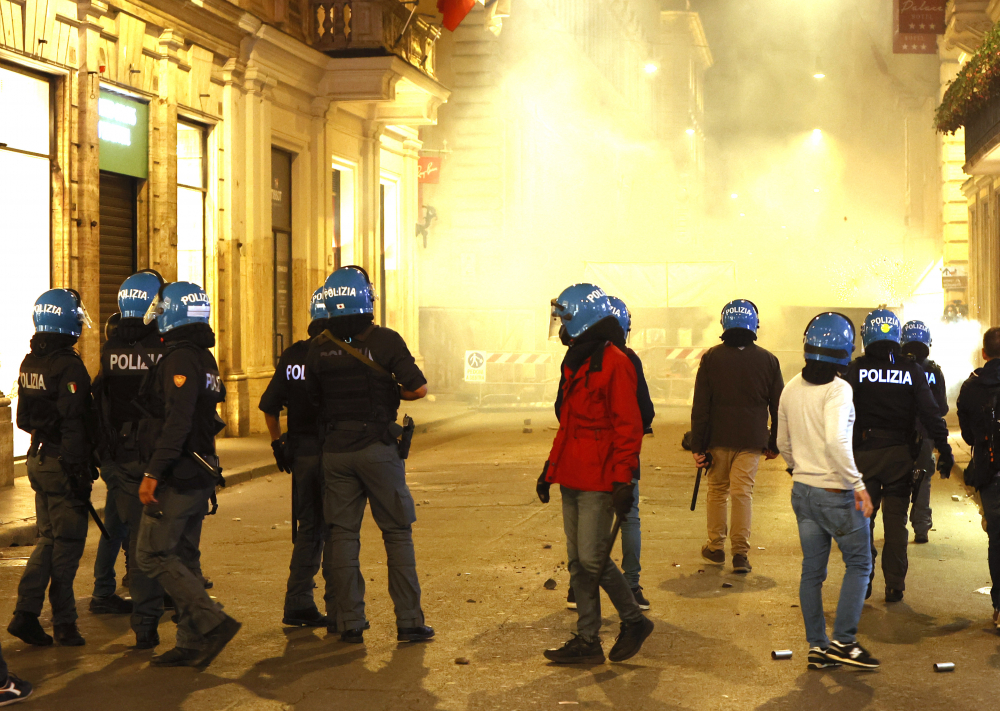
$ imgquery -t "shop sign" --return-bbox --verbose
[893,0,939,54]
[98,88,148,179]
[418,157,441,184]
[464,350,486,383]
[942,266,968,290]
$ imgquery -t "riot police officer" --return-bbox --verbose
[7,288,96,647]
[135,282,241,668]
[92,271,168,647]
[844,309,954,603]
[901,320,948,544]
[259,287,331,628]
[306,266,432,644]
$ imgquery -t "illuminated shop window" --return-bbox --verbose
[177,121,206,286]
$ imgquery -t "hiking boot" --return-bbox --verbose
[807,647,841,670]
[134,628,160,650]
[195,615,242,670]
[885,588,904,603]
[631,586,650,610]
[150,647,200,667]
[397,626,435,642]
[89,594,133,615]
[53,623,85,647]
[566,587,577,610]
[608,615,654,662]
[826,640,880,669]
[914,532,929,544]
[701,546,725,564]
[7,613,52,647]
[732,555,752,574]
[0,673,33,706]
[543,636,605,665]
[282,608,329,627]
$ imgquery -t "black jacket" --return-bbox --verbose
[957,358,1000,487]
[259,338,321,451]
[690,342,783,452]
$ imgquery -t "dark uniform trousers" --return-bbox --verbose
[16,453,89,625]
[112,462,165,635]
[286,443,330,614]
[323,441,424,632]
[909,438,935,536]
[855,444,913,590]
[136,484,225,649]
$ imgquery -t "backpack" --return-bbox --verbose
[966,388,1000,490]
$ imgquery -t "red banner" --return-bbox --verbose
[418,157,441,184]
[893,0,939,54]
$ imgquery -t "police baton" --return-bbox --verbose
[87,501,111,540]
[690,452,713,512]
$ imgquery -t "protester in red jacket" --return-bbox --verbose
[536,283,653,665]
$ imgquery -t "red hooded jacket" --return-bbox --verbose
[544,342,643,492]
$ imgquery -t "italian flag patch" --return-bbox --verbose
[67,382,77,394]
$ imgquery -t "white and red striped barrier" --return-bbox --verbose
[658,347,708,360]
[485,353,553,365]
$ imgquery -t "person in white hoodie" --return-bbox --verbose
[778,313,878,671]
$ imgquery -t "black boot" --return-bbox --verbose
[397,626,435,642]
[134,628,160,650]
[7,612,52,647]
[543,636,605,664]
[89,594,133,614]
[53,623,85,647]
[194,615,242,670]
[282,608,329,627]
[151,647,200,667]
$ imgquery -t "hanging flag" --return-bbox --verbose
[438,0,476,32]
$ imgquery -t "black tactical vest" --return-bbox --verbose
[99,331,166,462]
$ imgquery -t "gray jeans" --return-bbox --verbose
[136,484,225,649]
[114,463,165,635]
[286,451,330,614]
[561,486,642,642]
[16,454,89,625]
[323,442,424,632]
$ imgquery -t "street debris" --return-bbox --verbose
[455,657,470,665]
[934,663,955,672]
[543,544,552,549]
[975,586,992,595]
[722,582,733,588]
[544,578,557,590]
[466,599,476,603]
[953,495,962,501]
[232,518,241,522]
[771,650,793,660]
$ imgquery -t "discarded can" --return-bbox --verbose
[771,650,793,660]
[934,662,955,672]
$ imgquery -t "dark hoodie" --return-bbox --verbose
[957,358,1000,486]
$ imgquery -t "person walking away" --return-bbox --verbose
[260,287,332,628]
[538,283,653,664]
[306,266,432,644]
[7,289,97,648]
[690,299,784,573]
[844,309,953,603]
[956,326,1000,633]
[136,281,240,668]
[778,312,879,670]
[900,320,947,544]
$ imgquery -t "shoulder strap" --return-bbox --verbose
[320,330,392,378]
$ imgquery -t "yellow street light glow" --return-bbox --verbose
[813,72,825,79]
[814,188,820,192]
[644,63,659,75]
[685,128,695,135]
[731,193,738,199]
[739,213,746,217]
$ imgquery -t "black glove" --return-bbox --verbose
[937,445,955,479]
[271,435,291,473]
[63,461,93,502]
[611,481,635,519]
[536,462,551,504]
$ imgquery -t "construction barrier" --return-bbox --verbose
[464,350,559,407]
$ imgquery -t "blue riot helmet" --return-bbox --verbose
[118,270,164,319]
[803,312,855,366]
[310,287,329,321]
[901,320,932,348]
[607,295,631,338]
[721,299,759,334]
[145,281,211,334]
[861,308,901,348]
[550,283,612,340]
[323,267,375,316]
[33,288,92,337]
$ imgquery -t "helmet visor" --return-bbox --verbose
[142,294,162,326]
[78,302,93,330]
[549,299,566,342]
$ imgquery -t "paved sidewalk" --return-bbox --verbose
[0,397,474,549]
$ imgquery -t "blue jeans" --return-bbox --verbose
[790,482,872,648]
[620,478,641,588]
[93,468,130,598]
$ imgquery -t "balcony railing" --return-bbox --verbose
[965,91,1000,167]
[312,0,440,78]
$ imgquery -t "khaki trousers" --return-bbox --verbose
[705,447,761,557]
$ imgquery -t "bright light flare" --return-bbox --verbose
[644,63,659,75]
[730,193,738,199]
[685,128,695,135]
[812,73,826,79]
[810,128,823,146]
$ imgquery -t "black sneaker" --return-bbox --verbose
[566,588,577,610]
[701,546,725,564]
[914,532,929,544]
[0,673,33,706]
[7,613,52,647]
[631,587,650,611]
[826,640,880,669]
[807,647,841,670]
[195,615,242,670]
[134,628,160,650]
[885,588,904,603]
[89,593,133,614]
[397,626,435,642]
[150,647,201,667]
[608,615,654,662]
[282,608,329,627]
[732,555,752,574]
[543,636,605,665]
[53,623,85,647]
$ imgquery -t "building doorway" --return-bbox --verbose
[99,172,138,342]
[272,147,293,363]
